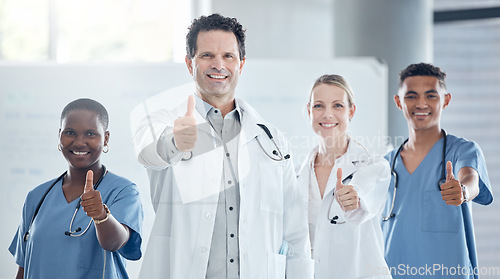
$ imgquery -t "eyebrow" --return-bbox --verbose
[405,89,438,94]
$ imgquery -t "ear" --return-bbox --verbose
[239,57,245,74]
[104,131,110,146]
[349,104,356,120]
[443,93,451,108]
[185,55,194,75]
[306,103,311,118]
[394,94,403,111]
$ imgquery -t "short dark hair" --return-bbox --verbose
[60,98,109,130]
[186,13,246,60]
[399,63,447,90]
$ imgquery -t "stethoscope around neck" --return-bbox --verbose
[382,129,447,221]
[255,123,290,161]
[23,165,107,241]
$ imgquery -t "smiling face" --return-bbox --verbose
[185,30,245,105]
[308,83,356,141]
[395,75,451,132]
[59,109,109,171]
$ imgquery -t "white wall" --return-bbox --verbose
[0,58,387,278]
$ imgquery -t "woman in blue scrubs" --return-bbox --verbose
[297,74,392,278]
[9,98,143,279]
[381,63,493,279]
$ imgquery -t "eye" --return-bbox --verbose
[200,53,212,58]
[225,53,234,59]
[63,130,75,136]
[334,103,344,108]
[427,94,438,99]
[86,131,97,137]
[313,104,323,109]
[404,95,416,99]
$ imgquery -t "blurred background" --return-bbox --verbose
[1,0,499,278]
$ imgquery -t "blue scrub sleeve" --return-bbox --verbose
[453,140,493,205]
[9,194,32,268]
[108,184,144,261]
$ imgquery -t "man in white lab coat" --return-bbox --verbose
[132,14,313,279]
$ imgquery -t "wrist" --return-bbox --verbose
[461,184,470,203]
[93,204,110,224]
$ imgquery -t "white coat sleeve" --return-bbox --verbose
[280,134,314,279]
[342,156,391,224]
[131,108,187,170]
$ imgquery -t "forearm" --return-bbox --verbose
[95,215,130,252]
[15,266,23,279]
[458,167,480,201]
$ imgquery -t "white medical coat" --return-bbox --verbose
[132,98,313,279]
[297,141,392,279]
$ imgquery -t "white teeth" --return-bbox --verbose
[414,112,430,116]
[73,151,88,155]
[321,123,337,128]
[208,74,226,79]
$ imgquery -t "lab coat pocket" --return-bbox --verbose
[267,252,286,279]
[422,190,460,233]
[259,162,284,214]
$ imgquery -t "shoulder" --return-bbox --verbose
[25,177,61,201]
[446,134,479,148]
[101,172,139,194]
[297,146,318,178]
[349,141,390,174]
[446,134,483,157]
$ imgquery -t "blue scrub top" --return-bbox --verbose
[381,134,493,279]
[9,171,144,279]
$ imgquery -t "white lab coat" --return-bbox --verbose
[132,98,313,279]
[297,141,392,279]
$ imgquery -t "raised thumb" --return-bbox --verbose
[336,167,344,189]
[185,95,196,117]
[84,170,94,193]
[446,161,455,181]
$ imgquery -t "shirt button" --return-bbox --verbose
[230,259,234,263]
[214,109,218,113]
[228,180,232,184]
[200,247,207,253]
[229,206,233,211]
[230,233,235,238]
[226,153,230,157]
[205,212,212,219]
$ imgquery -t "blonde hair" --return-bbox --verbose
[308,74,355,107]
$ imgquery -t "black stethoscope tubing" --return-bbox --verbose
[23,165,107,241]
[256,123,290,161]
[382,129,447,221]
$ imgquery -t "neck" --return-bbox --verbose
[197,93,236,117]
[406,126,443,151]
[316,135,349,166]
[65,163,104,187]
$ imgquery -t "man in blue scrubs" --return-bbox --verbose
[381,63,493,278]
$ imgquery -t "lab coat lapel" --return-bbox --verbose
[323,142,359,195]
[237,99,266,145]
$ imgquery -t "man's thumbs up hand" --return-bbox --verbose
[440,161,464,206]
[173,95,198,152]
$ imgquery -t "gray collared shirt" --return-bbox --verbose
[158,95,242,278]
[201,97,241,279]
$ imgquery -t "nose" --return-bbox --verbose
[416,96,428,108]
[73,134,87,147]
[324,108,334,118]
[211,56,224,71]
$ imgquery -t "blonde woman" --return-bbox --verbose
[297,74,392,278]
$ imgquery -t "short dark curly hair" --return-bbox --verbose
[186,13,246,60]
[60,98,109,130]
[399,63,447,90]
